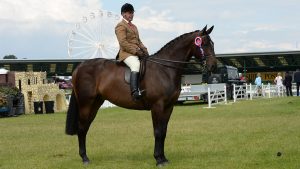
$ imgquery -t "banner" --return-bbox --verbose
[245,72,284,82]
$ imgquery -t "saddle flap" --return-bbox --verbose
[120,60,146,84]
[124,67,131,84]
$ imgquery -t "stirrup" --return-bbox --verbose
[139,89,145,94]
[132,90,142,100]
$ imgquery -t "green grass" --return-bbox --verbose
[1,97,300,169]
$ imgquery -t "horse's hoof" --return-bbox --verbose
[83,159,90,165]
[83,161,90,165]
[156,161,169,167]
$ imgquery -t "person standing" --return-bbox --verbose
[294,69,300,96]
[239,73,245,81]
[255,73,262,95]
[115,3,149,101]
[274,72,283,96]
[284,71,293,96]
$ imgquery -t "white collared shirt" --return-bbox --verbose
[123,18,130,23]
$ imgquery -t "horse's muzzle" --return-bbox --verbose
[207,60,218,73]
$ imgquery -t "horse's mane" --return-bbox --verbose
[153,30,200,55]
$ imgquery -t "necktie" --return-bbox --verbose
[128,22,134,29]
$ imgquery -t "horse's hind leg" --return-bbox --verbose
[77,96,104,164]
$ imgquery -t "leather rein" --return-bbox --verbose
[141,55,212,72]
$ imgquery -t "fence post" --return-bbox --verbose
[250,83,253,100]
[207,87,211,108]
[203,87,214,109]
[268,83,271,98]
[243,84,246,99]
[224,85,227,104]
[261,83,264,97]
[233,84,236,103]
[246,84,249,100]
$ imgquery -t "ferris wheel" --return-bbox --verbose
[68,10,121,59]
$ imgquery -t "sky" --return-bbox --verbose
[0,0,300,59]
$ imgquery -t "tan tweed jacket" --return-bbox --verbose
[115,19,148,61]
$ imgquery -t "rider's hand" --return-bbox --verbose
[136,49,144,57]
[142,49,149,57]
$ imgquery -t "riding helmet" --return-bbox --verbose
[121,3,134,13]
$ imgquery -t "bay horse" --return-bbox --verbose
[65,25,217,166]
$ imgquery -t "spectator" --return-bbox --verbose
[239,73,245,81]
[274,72,283,96]
[255,73,262,95]
[284,71,293,96]
[294,69,300,96]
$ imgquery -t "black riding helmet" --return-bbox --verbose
[121,3,134,13]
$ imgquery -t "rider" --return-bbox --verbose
[115,3,149,100]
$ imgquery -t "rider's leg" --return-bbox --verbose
[123,56,142,100]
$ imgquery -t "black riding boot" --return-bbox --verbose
[130,71,142,100]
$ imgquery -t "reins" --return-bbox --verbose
[141,55,213,72]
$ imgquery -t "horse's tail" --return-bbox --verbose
[65,90,78,135]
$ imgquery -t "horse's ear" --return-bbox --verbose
[206,25,214,34]
[201,25,207,34]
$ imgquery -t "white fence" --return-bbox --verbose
[205,85,227,108]
[96,83,298,110]
[233,84,247,102]
[206,82,298,109]
[245,83,286,100]
[291,84,298,96]
[234,83,299,101]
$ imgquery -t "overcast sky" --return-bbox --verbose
[0,0,299,59]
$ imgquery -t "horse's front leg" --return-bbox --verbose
[151,105,174,166]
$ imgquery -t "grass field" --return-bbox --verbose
[1,97,300,169]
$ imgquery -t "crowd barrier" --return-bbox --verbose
[204,85,227,108]
[291,84,298,96]
[97,83,298,110]
[233,84,247,102]
[208,82,298,109]
[245,83,286,100]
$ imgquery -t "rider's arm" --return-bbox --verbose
[136,29,148,55]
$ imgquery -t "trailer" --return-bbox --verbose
[178,65,245,103]
[178,83,226,103]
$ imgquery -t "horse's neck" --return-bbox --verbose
[157,43,191,61]
[148,39,192,87]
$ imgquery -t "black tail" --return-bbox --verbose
[65,91,78,135]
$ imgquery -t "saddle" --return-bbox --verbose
[115,59,146,84]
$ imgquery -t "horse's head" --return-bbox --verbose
[190,26,218,73]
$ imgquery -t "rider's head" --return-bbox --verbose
[121,3,135,22]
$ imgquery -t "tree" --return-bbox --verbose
[3,55,17,59]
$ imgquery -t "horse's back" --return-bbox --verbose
[75,58,120,70]
[73,58,124,79]
[73,58,136,106]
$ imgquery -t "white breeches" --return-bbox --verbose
[123,55,140,72]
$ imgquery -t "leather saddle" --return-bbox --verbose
[115,60,146,84]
